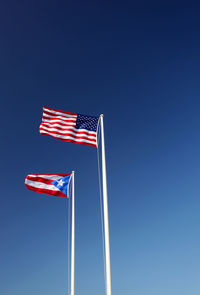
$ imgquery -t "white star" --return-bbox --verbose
[57,179,65,187]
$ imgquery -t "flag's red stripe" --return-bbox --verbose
[25,184,67,198]
[42,117,76,124]
[41,131,96,142]
[40,126,97,140]
[27,173,70,177]
[43,106,76,116]
[42,120,76,128]
[43,109,77,119]
[42,116,76,124]
[40,124,96,137]
[39,128,97,142]
[40,132,97,147]
[26,176,55,185]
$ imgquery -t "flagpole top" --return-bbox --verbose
[100,114,104,117]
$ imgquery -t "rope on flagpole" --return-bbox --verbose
[97,120,107,294]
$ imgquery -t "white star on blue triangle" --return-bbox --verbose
[51,175,71,197]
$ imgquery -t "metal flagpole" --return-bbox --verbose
[71,171,75,295]
[100,114,112,295]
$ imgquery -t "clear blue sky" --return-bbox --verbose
[1,1,200,295]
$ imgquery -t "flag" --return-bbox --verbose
[39,106,99,147]
[25,173,71,198]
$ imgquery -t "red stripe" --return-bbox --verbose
[42,115,76,124]
[40,125,96,139]
[25,183,67,198]
[40,123,96,137]
[27,173,70,177]
[42,117,76,124]
[41,120,76,128]
[43,106,77,116]
[40,132,97,147]
[39,128,97,142]
[26,176,56,185]
[41,123,75,130]
[43,109,77,119]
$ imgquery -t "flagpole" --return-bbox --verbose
[71,171,75,295]
[100,114,112,295]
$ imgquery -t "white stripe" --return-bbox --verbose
[28,174,62,180]
[40,130,97,145]
[25,179,59,191]
[42,118,76,125]
[40,125,96,137]
[43,113,77,121]
[41,122,97,135]
[43,107,77,118]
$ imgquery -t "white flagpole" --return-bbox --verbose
[100,114,112,295]
[71,171,75,295]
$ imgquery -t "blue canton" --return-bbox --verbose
[52,175,71,197]
[75,114,98,132]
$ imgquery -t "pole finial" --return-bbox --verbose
[100,114,104,117]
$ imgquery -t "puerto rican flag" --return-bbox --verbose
[25,173,71,198]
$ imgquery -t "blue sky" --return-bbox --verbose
[1,1,200,295]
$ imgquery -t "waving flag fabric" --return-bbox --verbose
[25,173,71,198]
[39,106,99,147]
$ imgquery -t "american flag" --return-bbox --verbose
[39,106,99,147]
[25,173,71,198]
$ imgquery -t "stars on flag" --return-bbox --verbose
[56,178,65,187]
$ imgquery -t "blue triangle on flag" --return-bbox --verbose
[52,175,71,197]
